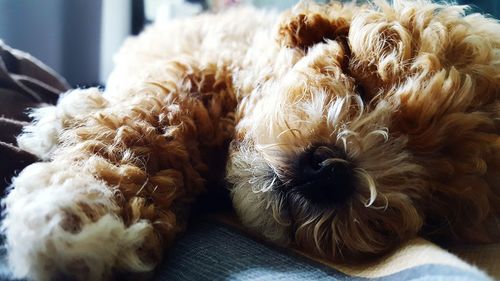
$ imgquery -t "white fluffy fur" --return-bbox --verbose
[17,106,61,160]
[227,142,292,245]
[2,161,155,281]
[17,88,108,160]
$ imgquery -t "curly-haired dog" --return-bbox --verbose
[2,1,500,280]
[228,0,500,260]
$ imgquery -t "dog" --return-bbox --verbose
[227,0,500,260]
[2,1,499,280]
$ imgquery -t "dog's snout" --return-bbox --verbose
[294,144,355,205]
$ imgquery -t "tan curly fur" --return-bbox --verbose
[228,0,500,261]
[2,1,500,280]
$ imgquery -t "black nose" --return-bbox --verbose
[293,144,355,205]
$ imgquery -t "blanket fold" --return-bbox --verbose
[0,40,69,190]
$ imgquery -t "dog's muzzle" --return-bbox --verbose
[291,144,356,205]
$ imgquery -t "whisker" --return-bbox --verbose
[277,128,303,139]
[255,143,294,150]
[135,177,149,195]
[283,119,300,139]
[320,158,349,167]
[367,128,389,142]
[354,168,378,207]
[313,210,334,256]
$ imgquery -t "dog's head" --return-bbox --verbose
[227,0,500,259]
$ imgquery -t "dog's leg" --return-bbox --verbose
[2,160,158,281]
[3,59,236,281]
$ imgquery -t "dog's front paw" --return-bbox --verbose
[2,162,160,281]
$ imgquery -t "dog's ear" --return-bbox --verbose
[277,12,338,50]
[277,2,352,50]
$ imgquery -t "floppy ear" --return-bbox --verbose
[276,2,353,50]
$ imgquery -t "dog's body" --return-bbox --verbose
[3,1,499,280]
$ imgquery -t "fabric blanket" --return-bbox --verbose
[155,218,497,281]
[0,40,70,190]
[0,41,497,281]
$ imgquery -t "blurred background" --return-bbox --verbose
[0,0,498,87]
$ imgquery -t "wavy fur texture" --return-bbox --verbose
[228,0,500,261]
[3,1,500,280]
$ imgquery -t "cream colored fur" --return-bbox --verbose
[3,1,500,280]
